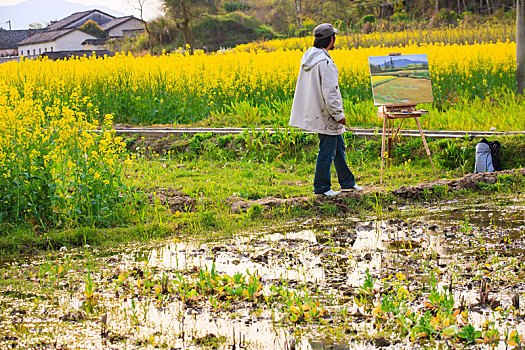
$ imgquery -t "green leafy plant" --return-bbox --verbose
[458,324,482,344]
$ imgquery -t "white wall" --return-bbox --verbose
[107,19,144,37]
[82,43,106,51]
[18,30,96,56]
[0,48,17,57]
[54,30,97,51]
[19,42,56,57]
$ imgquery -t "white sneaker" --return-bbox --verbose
[342,184,364,191]
[323,189,340,196]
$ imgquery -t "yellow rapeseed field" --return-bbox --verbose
[0,41,516,126]
[0,83,131,229]
[235,24,514,52]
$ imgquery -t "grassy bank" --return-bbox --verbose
[1,132,524,256]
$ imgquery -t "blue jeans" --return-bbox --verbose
[313,134,355,194]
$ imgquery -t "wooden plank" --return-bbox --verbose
[112,127,525,139]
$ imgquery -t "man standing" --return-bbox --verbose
[289,23,363,196]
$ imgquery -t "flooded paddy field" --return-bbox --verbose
[1,195,524,349]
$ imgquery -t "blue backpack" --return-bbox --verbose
[474,138,501,173]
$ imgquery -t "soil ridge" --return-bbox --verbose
[150,168,525,214]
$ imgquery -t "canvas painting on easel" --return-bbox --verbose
[368,54,433,106]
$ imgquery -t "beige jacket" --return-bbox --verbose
[289,47,345,135]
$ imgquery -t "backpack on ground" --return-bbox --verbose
[474,138,501,173]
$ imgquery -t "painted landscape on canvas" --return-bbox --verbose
[369,54,433,105]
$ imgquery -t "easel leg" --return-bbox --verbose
[387,119,394,167]
[380,108,387,184]
[415,117,438,180]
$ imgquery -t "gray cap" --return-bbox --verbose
[313,23,339,39]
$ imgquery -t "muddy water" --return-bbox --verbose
[149,230,325,284]
[0,197,524,349]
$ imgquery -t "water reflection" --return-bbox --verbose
[2,200,525,349]
[148,230,325,284]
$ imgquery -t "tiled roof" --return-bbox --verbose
[16,10,132,47]
[82,37,111,45]
[45,10,94,31]
[0,29,40,49]
[44,9,116,31]
[101,16,138,30]
[18,29,79,45]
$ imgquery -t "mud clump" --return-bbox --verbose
[392,169,525,199]
[227,193,367,214]
[227,196,312,214]
[124,132,190,156]
[148,187,196,213]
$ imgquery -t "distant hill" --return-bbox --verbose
[0,0,123,30]
[389,58,428,68]
[372,58,428,68]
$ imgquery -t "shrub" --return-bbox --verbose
[390,12,410,22]
[361,14,376,24]
[192,13,276,51]
[223,1,251,12]
[217,135,234,148]
[189,133,214,154]
[438,8,458,25]
[435,139,473,171]
[333,20,346,32]
[302,19,316,32]
[296,27,311,37]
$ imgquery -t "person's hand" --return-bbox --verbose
[338,118,346,125]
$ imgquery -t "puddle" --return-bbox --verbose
[431,204,525,229]
[1,197,524,349]
[149,230,325,284]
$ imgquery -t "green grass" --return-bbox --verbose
[198,87,525,132]
[1,132,524,255]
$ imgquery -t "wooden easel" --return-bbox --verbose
[378,104,438,184]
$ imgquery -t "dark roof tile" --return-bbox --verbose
[101,16,139,31]
[45,10,93,31]
[45,9,116,31]
[0,29,40,49]
[82,37,111,45]
[18,29,89,45]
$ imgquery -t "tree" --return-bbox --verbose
[127,0,155,53]
[29,22,44,29]
[518,0,525,93]
[268,0,294,33]
[163,0,217,54]
[79,20,106,38]
[294,0,303,28]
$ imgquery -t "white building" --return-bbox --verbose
[17,9,144,57]
[102,16,144,38]
[0,29,37,57]
[18,29,97,57]
[82,16,145,51]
